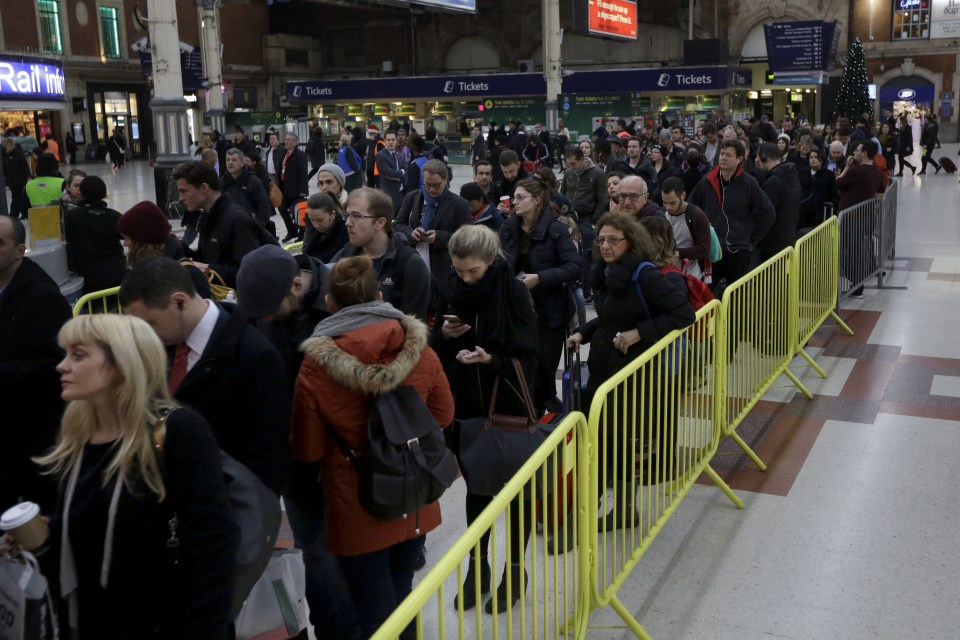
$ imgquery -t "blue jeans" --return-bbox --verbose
[337,535,425,639]
[284,492,359,638]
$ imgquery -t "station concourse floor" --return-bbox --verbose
[23,150,960,639]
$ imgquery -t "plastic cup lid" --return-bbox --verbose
[1,502,40,530]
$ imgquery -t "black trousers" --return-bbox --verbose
[920,145,940,173]
[465,492,533,566]
[279,195,300,236]
[535,324,566,412]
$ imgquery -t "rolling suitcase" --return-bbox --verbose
[939,157,957,174]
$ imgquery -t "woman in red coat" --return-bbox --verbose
[292,255,454,638]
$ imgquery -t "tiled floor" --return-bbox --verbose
[21,149,960,639]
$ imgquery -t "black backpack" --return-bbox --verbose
[330,385,459,523]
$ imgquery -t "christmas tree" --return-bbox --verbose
[836,37,872,121]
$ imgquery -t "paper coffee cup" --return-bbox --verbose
[499,195,512,209]
[1,502,48,551]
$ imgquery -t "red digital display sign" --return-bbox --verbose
[579,0,638,41]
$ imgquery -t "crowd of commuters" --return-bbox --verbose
[0,106,924,638]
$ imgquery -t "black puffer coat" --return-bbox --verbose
[757,161,801,261]
[499,207,581,330]
[576,254,694,383]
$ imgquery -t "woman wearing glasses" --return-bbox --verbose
[566,212,694,528]
[499,178,581,413]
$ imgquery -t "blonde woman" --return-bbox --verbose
[37,315,238,640]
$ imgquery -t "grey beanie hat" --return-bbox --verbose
[236,245,299,318]
[317,163,346,188]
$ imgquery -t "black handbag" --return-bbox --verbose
[456,359,559,497]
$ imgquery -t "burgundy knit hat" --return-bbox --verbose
[118,201,171,244]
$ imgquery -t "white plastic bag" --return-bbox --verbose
[234,549,306,640]
[0,551,59,640]
[104,152,110,164]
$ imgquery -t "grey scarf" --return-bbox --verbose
[311,300,405,338]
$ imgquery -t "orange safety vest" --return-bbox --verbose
[45,139,60,161]
[371,140,385,176]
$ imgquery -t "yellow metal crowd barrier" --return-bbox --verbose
[716,247,809,471]
[586,300,742,639]
[372,412,591,640]
[793,217,854,379]
[71,286,122,317]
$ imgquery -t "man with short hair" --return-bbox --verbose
[279,132,309,242]
[222,148,273,227]
[471,126,487,164]
[561,145,608,297]
[837,140,885,211]
[660,176,711,280]
[395,159,471,288]
[333,187,430,319]
[232,126,254,155]
[375,130,406,211]
[617,175,661,219]
[701,121,720,167]
[836,140,886,298]
[473,160,495,203]
[610,137,658,197]
[264,131,284,183]
[172,160,263,287]
[688,139,775,291]
[492,149,529,207]
[120,256,291,493]
[754,142,801,261]
[0,216,71,513]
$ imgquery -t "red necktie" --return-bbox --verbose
[169,343,191,394]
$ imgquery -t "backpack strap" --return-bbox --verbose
[631,261,658,317]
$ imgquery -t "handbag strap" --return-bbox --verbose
[487,357,538,426]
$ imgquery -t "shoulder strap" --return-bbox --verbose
[631,261,657,316]
[488,358,537,430]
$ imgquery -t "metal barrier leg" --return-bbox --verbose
[724,429,768,471]
[829,310,855,336]
[783,368,813,400]
[701,466,745,509]
[608,594,654,640]
[798,348,828,379]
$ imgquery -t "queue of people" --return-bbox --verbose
[0,109,924,639]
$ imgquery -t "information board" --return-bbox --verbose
[763,20,838,71]
[573,0,638,41]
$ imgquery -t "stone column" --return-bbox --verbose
[541,0,562,131]
[149,0,192,210]
[198,0,226,135]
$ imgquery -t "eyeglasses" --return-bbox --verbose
[345,212,378,223]
[618,192,647,201]
[595,236,626,247]
[424,180,446,190]
[512,194,532,202]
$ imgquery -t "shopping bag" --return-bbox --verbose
[0,551,59,640]
[234,549,307,640]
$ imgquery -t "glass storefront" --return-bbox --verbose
[93,90,140,156]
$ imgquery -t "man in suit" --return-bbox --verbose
[120,256,291,494]
[279,132,308,242]
[0,216,71,514]
[264,131,284,184]
[375,130,406,212]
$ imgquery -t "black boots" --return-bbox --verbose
[453,555,491,610]
[485,562,528,614]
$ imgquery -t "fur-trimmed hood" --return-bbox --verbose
[299,315,428,395]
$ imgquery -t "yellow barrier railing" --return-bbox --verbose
[284,241,304,255]
[586,300,742,638]
[717,247,809,471]
[793,217,853,379]
[71,286,122,317]
[376,233,864,639]
[372,412,591,640]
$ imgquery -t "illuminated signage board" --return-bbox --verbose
[0,55,65,103]
[573,0,638,41]
[931,0,960,38]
